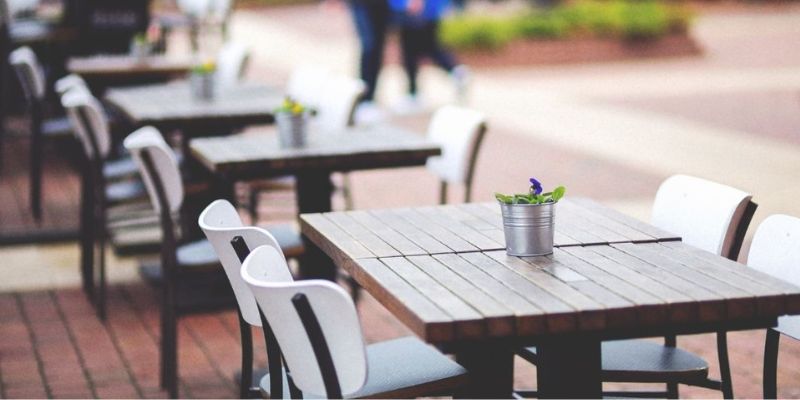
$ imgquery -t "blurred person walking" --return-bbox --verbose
[348,0,391,122]
[391,0,469,114]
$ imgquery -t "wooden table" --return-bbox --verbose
[190,125,441,279]
[67,54,191,89]
[300,199,800,398]
[105,82,282,135]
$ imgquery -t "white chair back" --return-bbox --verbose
[6,0,39,18]
[55,74,88,96]
[286,65,331,109]
[748,214,800,287]
[199,199,291,327]
[425,105,487,185]
[60,88,111,160]
[241,246,367,397]
[178,0,231,19]
[315,75,365,133]
[123,127,183,213]
[8,46,45,101]
[215,41,249,89]
[652,175,752,258]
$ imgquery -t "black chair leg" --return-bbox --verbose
[248,187,259,224]
[238,312,254,399]
[30,119,42,221]
[80,167,95,300]
[716,331,734,399]
[763,328,780,399]
[666,382,679,399]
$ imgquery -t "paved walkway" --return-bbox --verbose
[1,2,800,398]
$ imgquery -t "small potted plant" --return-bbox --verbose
[130,33,151,60]
[190,60,217,101]
[274,97,310,148]
[495,178,566,256]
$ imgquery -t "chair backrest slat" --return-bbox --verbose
[8,46,45,102]
[199,199,290,326]
[61,87,111,160]
[123,126,184,214]
[216,41,250,89]
[426,105,487,189]
[748,214,800,287]
[652,174,754,259]
[241,246,368,397]
[315,75,365,132]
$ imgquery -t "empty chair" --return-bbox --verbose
[199,199,303,398]
[241,245,469,398]
[61,88,152,317]
[517,174,757,398]
[8,46,72,219]
[425,105,487,204]
[285,65,331,109]
[747,214,800,399]
[215,41,250,89]
[314,75,366,133]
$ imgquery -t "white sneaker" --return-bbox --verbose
[354,101,385,125]
[392,95,424,116]
[452,65,470,104]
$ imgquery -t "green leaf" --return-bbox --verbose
[494,193,513,204]
[552,186,566,202]
[513,194,531,204]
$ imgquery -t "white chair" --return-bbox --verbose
[286,65,331,109]
[425,105,487,204]
[315,75,366,133]
[241,245,469,398]
[124,126,231,398]
[653,174,756,260]
[215,41,249,89]
[517,174,757,399]
[199,199,302,398]
[747,214,800,398]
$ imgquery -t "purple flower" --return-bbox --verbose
[529,177,543,195]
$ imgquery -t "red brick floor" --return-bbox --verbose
[4,280,800,399]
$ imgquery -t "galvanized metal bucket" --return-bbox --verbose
[500,201,556,256]
[190,72,216,101]
[276,112,309,148]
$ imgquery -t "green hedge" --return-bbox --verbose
[441,0,693,51]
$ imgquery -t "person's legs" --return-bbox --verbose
[423,20,458,72]
[351,1,389,102]
[399,23,421,96]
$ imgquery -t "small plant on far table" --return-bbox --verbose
[190,60,217,100]
[275,97,311,148]
[495,177,566,205]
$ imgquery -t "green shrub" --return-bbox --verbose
[620,0,669,40]
[440,0,692,50]
[516,12,570,39]
[441,16,516,50]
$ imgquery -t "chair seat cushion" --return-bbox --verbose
[103,157,139,181]
[520,339,709,384]
[776,315,800,341]
[260,336,467,398]
[105,180,147,205]
[41,117,72,138]
[265,224,304,258]
[176,239,220,268]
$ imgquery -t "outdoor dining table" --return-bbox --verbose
[299,198,800,398]
[67,54,192,90]
[189,124,442,279]
[105,81,282,135]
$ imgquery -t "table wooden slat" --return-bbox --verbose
[68,55,192,77]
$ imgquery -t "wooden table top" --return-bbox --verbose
[189,125,442,179]
[300,200,800,343]
[67,54,192,77]
[105,82,281,128]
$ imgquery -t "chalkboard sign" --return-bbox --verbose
[64,0,152,55]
